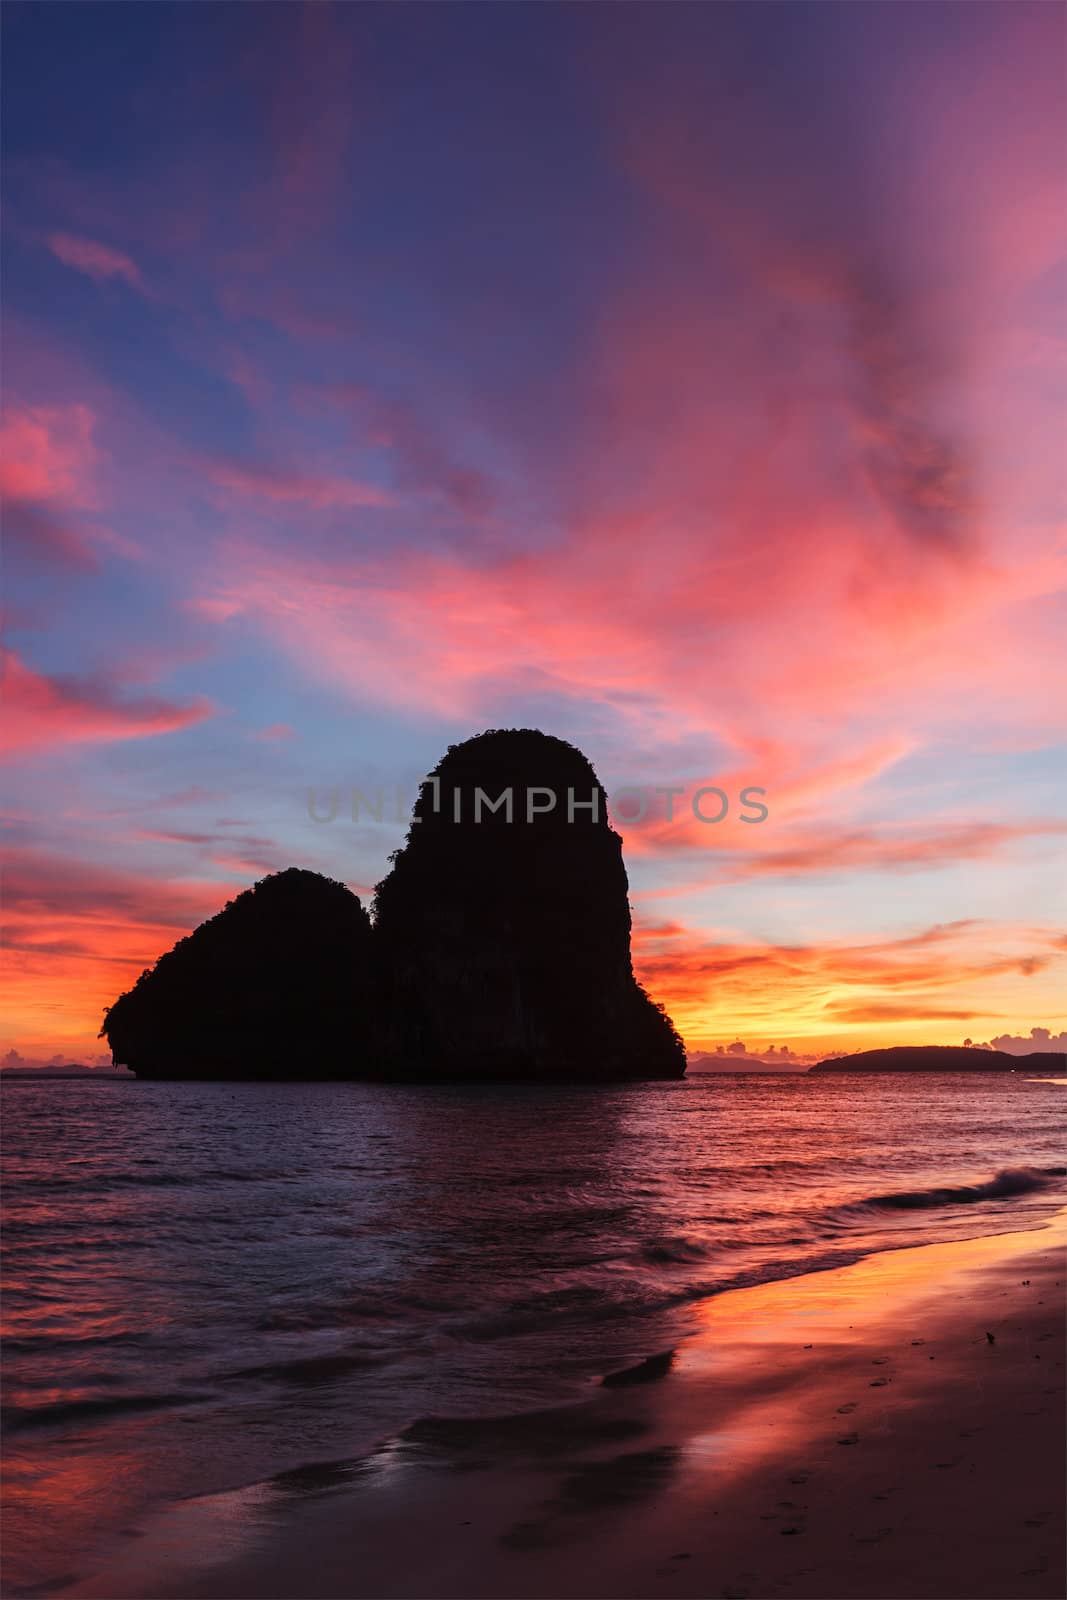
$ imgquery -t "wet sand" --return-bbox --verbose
[66,1217,1066,1600]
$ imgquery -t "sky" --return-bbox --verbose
[2,1,1065,1065]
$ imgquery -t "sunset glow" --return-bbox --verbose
[3,3,1064,1063]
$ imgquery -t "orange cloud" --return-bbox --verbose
[1,848,379,1060]
[824,1003,990,1024]
[631,915,1067,1049]
[1,850,240,1052]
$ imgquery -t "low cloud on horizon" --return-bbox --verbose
[966,1028,1067,1055]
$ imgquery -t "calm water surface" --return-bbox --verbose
[2,1072,1064,1594]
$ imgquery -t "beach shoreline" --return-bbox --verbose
[61,1214,1066,1600]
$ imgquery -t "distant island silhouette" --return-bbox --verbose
[811,1045,1067,1073]
[101,729,685,1082]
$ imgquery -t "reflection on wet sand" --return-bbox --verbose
[64,1214,1066,1600]
[7,1075,1065,1600]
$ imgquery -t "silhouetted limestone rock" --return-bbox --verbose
[101,869,373,1079]
[100,734,686,1083]
[810,1045,1066,1073]
[372,729,686,1080]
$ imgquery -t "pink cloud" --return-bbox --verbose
[624,817,1067,890]
[185,595,245,623]
[0,401,101,571]
[135,826,285,879]
[206,485,1064,784]
[206,458,392,510]
[195,59,1061,733]
[24,10,1052,846]
[193,32,1064,807]
[321,383,496,519]
[0,401,96,505]
[252,722,294,741]
[47,233,144,290]
[213,2,359,248]
[1,647,213,756]
[1,504,99,573]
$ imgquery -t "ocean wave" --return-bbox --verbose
[640,1235,708,1265]
[852,1166,1065,1213]
[2,1388,214,1433]
[452,1245,878,1342]
[222,1348,389,1387]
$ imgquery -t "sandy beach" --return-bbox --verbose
[64,1214,1066,1600]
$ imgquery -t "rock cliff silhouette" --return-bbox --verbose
[101,868,373,1079]
[101,731,686,1082]
[372,729,686,1080]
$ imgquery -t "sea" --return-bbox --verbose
[2,1070,1065,1596]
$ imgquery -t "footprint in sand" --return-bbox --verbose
[870,1378,890,1387]
[837,1432,859,1445]
[836,1402,858,1414]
